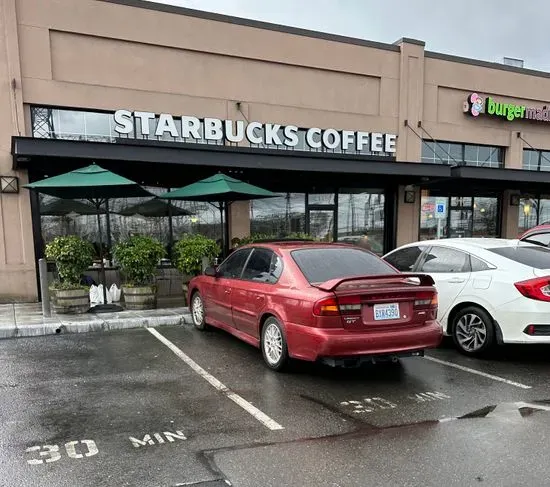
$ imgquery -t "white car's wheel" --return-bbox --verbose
[452,306,495,356]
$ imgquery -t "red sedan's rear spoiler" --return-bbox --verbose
[313,273,435,292]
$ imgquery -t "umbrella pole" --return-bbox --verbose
[105,199,112,256]
[218,204,225,258]
[224,202,230,257]
[167,202,174,258]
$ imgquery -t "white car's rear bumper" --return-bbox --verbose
[495,297,550,344]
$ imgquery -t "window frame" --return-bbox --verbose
[417,245,472,273]
[421,140,504,168]
[216,248,253,280]
[521,231,550,248]
[240,247,284,285]
[383,245,428,272]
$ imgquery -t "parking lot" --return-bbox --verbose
[2,324,550,487]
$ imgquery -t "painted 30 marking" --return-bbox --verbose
[340,392,450,414]
[340,397,397,414]
[26,440,98,465]
[409,391,451,403]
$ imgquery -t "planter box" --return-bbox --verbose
[122,286,157,310]
[51,288,89,314]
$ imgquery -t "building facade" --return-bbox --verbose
[2,0,550,301]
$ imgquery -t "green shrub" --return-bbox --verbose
[238,232,315,246]
[173,234,220,277]
[45,236,95,288]
[113,235,165,286]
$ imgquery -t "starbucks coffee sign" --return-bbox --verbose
[114,110,397,154]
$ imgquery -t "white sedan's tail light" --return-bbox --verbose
[514,277,550,302]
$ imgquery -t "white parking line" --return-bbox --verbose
[424,355,532,390]
[146,328,284,431]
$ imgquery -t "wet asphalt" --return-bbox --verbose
[1,324,550,486]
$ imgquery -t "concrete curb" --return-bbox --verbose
[0,311,193,339]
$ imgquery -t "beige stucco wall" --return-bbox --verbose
[3,0,550,299]
[0,0,37,302]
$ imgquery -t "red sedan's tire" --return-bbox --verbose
[261,317,290,372]
[190,292,208,331]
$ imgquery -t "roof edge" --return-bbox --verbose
[393,37,425,46]
[426,51,550,79]
[97,0,400,52]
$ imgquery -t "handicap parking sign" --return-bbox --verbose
[435,202,446,219]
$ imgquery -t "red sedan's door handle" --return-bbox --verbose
[224,289,231,294]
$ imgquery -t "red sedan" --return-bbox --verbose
[188,241,442,371]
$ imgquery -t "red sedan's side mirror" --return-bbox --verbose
[204,266,217,277]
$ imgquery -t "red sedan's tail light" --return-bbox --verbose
[313,297,340,316]
[414,291,438,309]
[313,296,361,316]
[514,277,550,302]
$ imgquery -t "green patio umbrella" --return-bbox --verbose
[118,199,194,254]
[159,173,278,257]
[40,198,108,216]
[25,164,154,312]
[118,198,193,217]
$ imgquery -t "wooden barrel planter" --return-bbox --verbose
[122,286,156,310]
[52,288,89,314]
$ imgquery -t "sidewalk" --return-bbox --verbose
[0,302,192,339]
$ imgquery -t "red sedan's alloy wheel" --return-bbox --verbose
[261,317,289,371]
[191,292,208,330]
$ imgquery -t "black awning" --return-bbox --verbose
[450,165,550,192]
[12,137,451,184]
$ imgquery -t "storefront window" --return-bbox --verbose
[472,197,499,237]
[250,193,306,236]
[309,210,334,242]
[31,107,223,146]
[308,193,335,205]
[39,189,222,260]
[522,150,550,172]
[518,196,550,234]
[420,193,449,240]
[420,191,499,240]
[337,190,385,255]
[421,141,503,168]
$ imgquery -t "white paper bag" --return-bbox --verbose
[89,285,100,304]
[90,284,113,305]
[109,284,121,302]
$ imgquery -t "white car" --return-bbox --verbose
[383,238,550,356]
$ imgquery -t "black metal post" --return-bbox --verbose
[167,201,174,258]
[105,199,112,255]
[96,202,108,306]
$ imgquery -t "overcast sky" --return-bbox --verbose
[146,0,550,72]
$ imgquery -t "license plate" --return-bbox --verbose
[373,303,400,321]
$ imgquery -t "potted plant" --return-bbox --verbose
[113,235,165,310]
[45,235,95,314]
[237,232,314,246]
[173,234,220,304]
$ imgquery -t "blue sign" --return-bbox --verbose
[436,202,446,219]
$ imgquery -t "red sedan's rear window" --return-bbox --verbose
[291,247,397,284]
